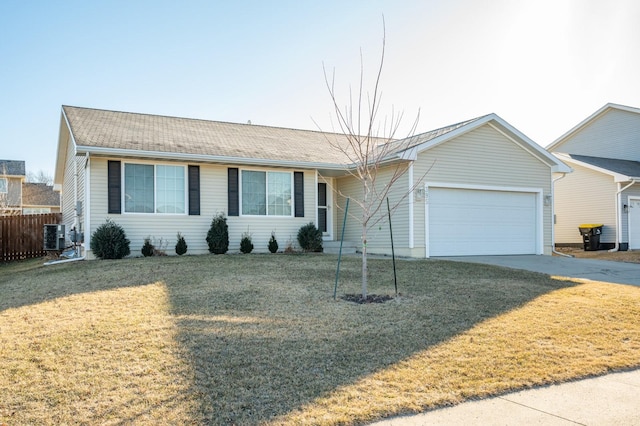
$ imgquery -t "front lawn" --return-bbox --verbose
[1,254,639,425]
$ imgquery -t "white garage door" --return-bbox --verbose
[629,198,640,250]
[428,187,539,256]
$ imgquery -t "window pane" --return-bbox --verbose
[124,164,154,213]
[0,178,6,193]
[156,165,185,213]
[242,171,266,215]
[267,172,291,216]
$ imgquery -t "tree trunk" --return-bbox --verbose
[361,224,368,299]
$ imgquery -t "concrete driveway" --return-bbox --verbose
[437,255,640,287]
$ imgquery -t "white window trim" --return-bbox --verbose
[239,168,294,218]
[122,161,188,215]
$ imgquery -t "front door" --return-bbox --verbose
[317,182,332,239]
[629,198,640,250]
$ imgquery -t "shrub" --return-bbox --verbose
[141,238,155,257]
[175,232,188,255]
[284,239,295,254]
[240,232,254,254]
[90,219,131,259]
[297,222,323,252]
[152,237,168,256]
[268,233,278,253]
[206,213,229,254]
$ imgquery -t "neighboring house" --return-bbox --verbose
[54,105,569,258]
[548,103,640,251]
[0,160,26,216]
[22,182,61,215]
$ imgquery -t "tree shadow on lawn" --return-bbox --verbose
[164,255,579,425]
[0,257,164,312]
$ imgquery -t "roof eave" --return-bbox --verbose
[553,153,632,181]
[75,145,354,171]
[547,103,640,151]
[411,113,570,172]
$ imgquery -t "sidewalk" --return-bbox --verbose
[369,368,640,425]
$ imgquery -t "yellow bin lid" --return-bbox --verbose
[579,223,603,228]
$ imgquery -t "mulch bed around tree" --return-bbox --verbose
[341,293,395,304]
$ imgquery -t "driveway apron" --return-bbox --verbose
[437,255,640,287]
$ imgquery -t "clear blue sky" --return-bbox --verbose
[2,0,639,178]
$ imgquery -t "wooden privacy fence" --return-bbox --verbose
[0,213,62,262]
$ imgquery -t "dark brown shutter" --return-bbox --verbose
[294,171,304,217]
[188,165,200,215]
[107,160,121,214]
[228,168,239,216]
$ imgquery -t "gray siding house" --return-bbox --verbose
[548,103,640,250]
[54,106,569,258]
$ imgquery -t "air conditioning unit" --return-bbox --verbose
[44,224,65,250]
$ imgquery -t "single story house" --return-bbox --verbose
[54,105,569,258]
[22,183,61,215]
[548,103,640,250]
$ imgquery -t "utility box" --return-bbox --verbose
[44,224,66,250]
[69,228,84,244]
[578,224,603,251]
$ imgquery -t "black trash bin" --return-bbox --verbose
[578,224,603,251]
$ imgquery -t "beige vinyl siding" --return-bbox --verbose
[413,124,553,255]
[553,109,640,161]
[335,123,555,257]
[335,163,414,257]
[88,158,317,257]
[553,163,617,245]
[59,131,85,246]
[622,184,640,244]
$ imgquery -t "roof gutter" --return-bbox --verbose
[74,145,356,171]
[609,179,638,252]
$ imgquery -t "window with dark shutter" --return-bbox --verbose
[228,168,239,216]
[294,171,304,217]
[107,160,121,214]
[188,165,200,215]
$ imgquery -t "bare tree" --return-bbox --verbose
[26,170,53,186]
[318,24,427,299]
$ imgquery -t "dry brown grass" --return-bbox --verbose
[1,254,639,425]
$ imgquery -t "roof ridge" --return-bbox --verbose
[61,105,378,140]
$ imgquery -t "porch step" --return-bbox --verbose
[323,240,358,255]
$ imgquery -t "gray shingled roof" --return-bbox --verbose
[568,154,640,178]
[0,160,26,176]
[63,106,369,167]
[385,115,488,154]
[22,183,60,207]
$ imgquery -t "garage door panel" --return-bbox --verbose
[630,199,640,250]
[429,187,538,256]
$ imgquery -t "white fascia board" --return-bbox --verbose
[397,146,418,161]
[412,113,571,173]
[413,114,495,154]
[54,108,75,185]
[486,119,572,173]
[553,153,632,182]
[74,145,353,171]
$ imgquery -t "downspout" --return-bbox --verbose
[45,155,86,266]
[74,155,79,232]
[551,173,573,258]
[609,179,638,252]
